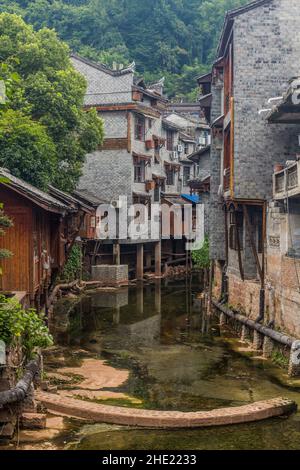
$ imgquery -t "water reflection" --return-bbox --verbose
[51,277,206,352]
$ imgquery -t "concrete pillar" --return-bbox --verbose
[263,336,274,359]
[241,325,250,343]
[289,341,300,377]
[136,244,144,280]
[155,241,162,277]
[253,330,264,351]
[219,312,227,327]
[113,242,121,265]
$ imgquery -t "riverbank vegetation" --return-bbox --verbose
[0,295,53,359]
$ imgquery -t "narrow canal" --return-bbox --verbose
[10,278,300,449]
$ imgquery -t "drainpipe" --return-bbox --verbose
[0,358,40,407]
[213,300,295,347]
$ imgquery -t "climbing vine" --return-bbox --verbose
[192,237,210,269]
[59,243,82,283]
[0,295,53,359]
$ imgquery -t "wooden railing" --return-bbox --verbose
[274,161,300,198]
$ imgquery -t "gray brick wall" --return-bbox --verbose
[210,83,226,260]
[103,112,128,138]
[233,0,300,200]
[77,149,133,204]
[210,0,300,262]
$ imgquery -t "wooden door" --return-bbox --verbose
[0,208,31,293]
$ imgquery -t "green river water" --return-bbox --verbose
[4,277,300,450]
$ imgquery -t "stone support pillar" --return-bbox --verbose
[263,336,274,359]
[253,330,264,351]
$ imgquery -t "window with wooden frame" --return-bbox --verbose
[134,159,146,183]
[229,210,244,251]
[184,143,189,155]
[166,130,174,151]
[135,115,145,141]
[166,167,175,186]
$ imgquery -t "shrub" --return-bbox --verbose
[0,295,53,359]
[192,237,210,269]
[59,243,82,283]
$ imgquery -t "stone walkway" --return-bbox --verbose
[35,393,296,428]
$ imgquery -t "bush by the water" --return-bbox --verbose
[0,295,53,359]
[192,237,210,269]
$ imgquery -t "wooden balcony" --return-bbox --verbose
[274,161,300,199]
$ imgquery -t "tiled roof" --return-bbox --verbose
[71,53,135,77]
[0,168,69,213]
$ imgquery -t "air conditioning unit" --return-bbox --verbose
[177,144,184,153]
[111,199,123,209]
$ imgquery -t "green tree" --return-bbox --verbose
[0,12,104,191]
[0,0,250,98]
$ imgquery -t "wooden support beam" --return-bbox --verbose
[243,205,263,283]
[155,241,162,277]
[136,244,144,280]
[113,241,121,265]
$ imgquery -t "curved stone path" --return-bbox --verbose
[36,393,296,428]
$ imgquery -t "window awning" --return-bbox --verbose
[164,161,181,171]
[181,194,201,204]
[162,195,192,206]
[133,191,151,199]
[132,152,152,162]
[152,172,166,180]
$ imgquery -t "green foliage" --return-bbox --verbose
[59,243,82,282]
[0,109,57,188]
[271,349,289,369]
[0,0,249,98]
[0,12,104,190]
[192,237,210,269]
[0,294,53,358]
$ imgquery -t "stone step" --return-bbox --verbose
[21,413,47,430]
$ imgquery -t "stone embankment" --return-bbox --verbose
[35,393,296,429]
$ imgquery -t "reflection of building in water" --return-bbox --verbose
[116,314,161,347]
[91,288,129,309]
